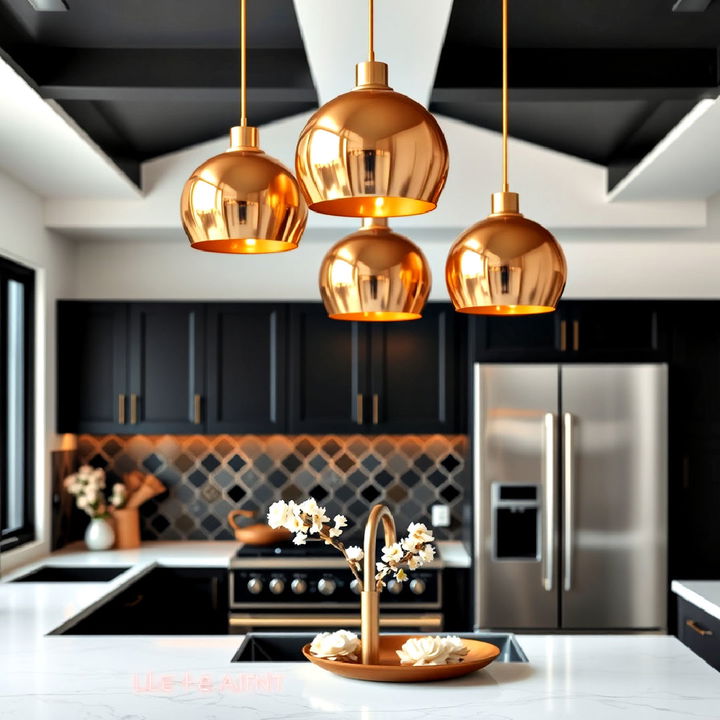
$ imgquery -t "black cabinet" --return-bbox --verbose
[288,303,459,433]
[370,304,457,433]
[288,304,366,433]
[677,596,720,671]
[57,302,128,433]
[472,300,665,362]
[128,303,205,433]
[207,304,287,433]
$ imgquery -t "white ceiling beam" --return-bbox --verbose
[293,0,453,107]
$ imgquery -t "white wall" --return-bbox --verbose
[0,169,76,573]
[71,194,720,301]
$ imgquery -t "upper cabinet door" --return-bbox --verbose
[127,304,205,433]
[566,301,665,359]
[206,304,287,434]
[369,304,458,433]
[473,311,562,361]
[288,304,367,433]
[57,302,128,433]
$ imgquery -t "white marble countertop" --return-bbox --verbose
[672,579,720,621]
[1,543,719,719]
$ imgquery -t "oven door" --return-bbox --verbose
[228,613,444,634]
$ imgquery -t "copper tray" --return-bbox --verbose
[302,634,500,683]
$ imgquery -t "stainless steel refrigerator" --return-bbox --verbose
[472,363,667,631]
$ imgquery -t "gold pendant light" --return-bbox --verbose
[445,0,566,315]
[295,0,449,218]
[181,0,307,254]
[319,218,431,321]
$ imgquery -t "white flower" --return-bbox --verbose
[381,542,403,565]
[309,630,360,662]
[293,532,308,546]
[418,544,436,564]
[345,546,363,563]
[76,495,89,510]
[401,536,420,553]
[328,514,347,537]
[407,554,421,570]
[396,636,467,666]
[267,500,293,529]
[394,568,408,583]
[407,522,434,544]
[298,498,319,516]
[110,484,127,509]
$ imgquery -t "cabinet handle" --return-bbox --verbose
[194,394,202,424]
[572,320,580,351]
[686,619,713,637]
[130,393,138,424]
[560,320,567,352]
[372,394,379,425]
[118,394,126,424]
[356,393,364,425]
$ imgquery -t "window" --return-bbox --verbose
[0,256,34,551]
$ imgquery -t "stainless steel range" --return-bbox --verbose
[228,537,443,633]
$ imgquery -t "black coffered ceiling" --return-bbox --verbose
[0,0,317,185]
[1,0,720,192]
[433,0,720,190]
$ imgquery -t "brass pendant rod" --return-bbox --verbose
[368,0,375,61]
[240,0,247,126]
[501,0,509,192]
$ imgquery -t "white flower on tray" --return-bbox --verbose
[396,636,469,666]
[310,630,361,663]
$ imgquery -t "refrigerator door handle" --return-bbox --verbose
[543,412,556,592]
[563,412,575,592]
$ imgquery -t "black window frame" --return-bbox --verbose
[0,256,35,552]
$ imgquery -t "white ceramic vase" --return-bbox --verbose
[84,517,115,551]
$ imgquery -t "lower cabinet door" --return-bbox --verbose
[677,596,720,671]
[206,304,287,433]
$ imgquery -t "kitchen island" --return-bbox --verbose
[1,543,718,719]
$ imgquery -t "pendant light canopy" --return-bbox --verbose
[181,0,307,254]
[445,0,566,315]
[296,0,449,218]
[319,218,431,321]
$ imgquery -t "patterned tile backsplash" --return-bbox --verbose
[77,434,468,541]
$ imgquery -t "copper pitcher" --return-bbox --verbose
[227,509,291,545]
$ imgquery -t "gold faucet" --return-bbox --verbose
[360,504,397,665]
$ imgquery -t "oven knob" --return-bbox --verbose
[291,578,307,595]
[350,579,361,595]
[247,576,264,595]
[269,577,285,595]
[387,579,403,595]
[409,578,426,595]
[317,577,337,596]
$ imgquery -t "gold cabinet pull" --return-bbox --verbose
[130,393,138,424]
[194,394,202,424]
[572,320,580,351]
[118,394,126,424]
[686,619,713,637]
[356,393,364,425]
[372,393,379,425]
[560,320,567,352]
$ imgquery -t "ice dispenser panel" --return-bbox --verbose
[492,484,540,560]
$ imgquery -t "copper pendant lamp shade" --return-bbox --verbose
[295,1,448,218]
[319,218,431,321]
[445,0,566,315]
[181,0,307,254]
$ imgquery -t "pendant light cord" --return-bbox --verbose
[368,0,375,61]
[502,0,509,192]
[240,0,247,126]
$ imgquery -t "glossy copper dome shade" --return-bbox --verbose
[296,60,449,218]
[320,218,431,321]
[181,127,307,254]
[446,192,566,315]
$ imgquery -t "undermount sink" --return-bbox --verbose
[232,632,528,663]
[9,566,129,583]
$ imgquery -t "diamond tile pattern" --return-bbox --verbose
[77,434,467,540]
